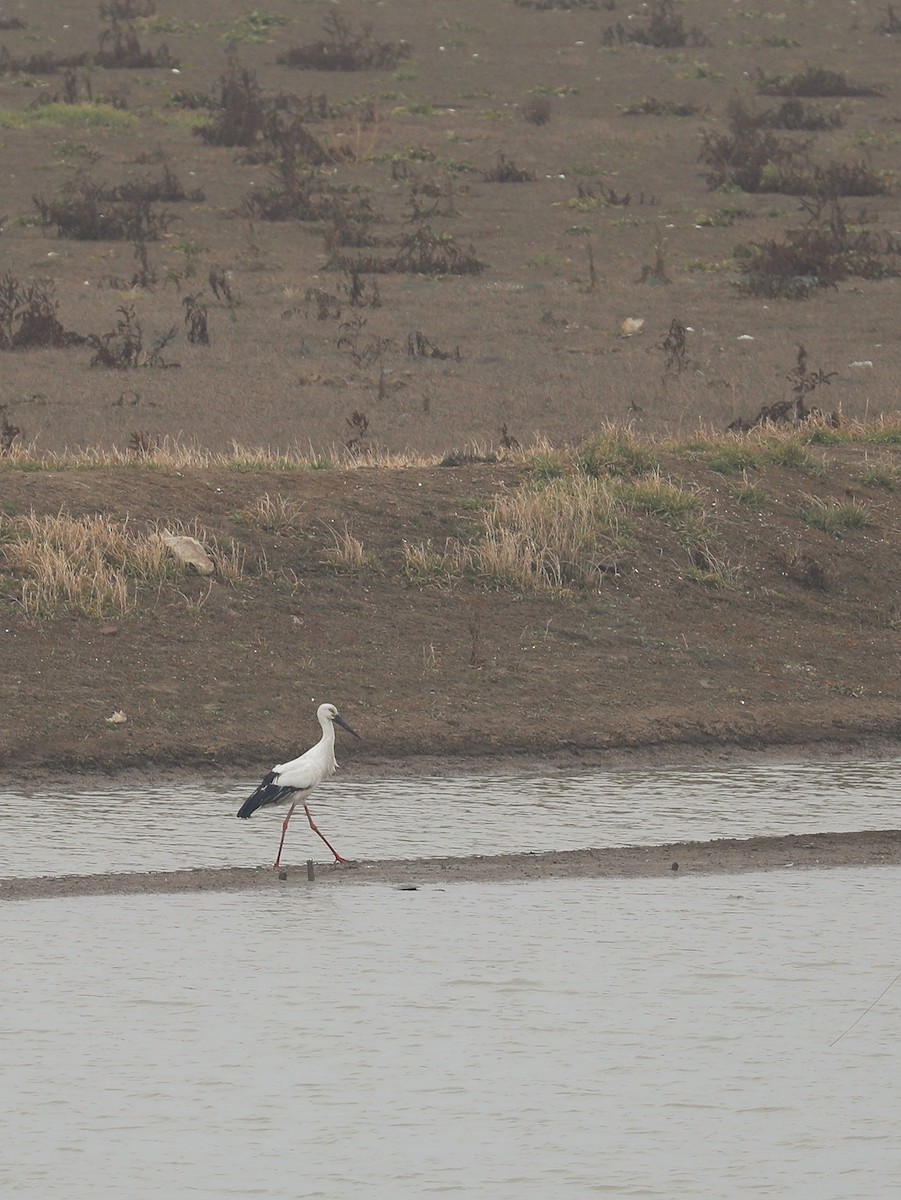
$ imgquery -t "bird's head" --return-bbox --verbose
[317,702,360,739]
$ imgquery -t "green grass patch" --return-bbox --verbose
[759,441,820,472]
[727,481,769,507]
[706,445,761,474]
[527,450,569,482]
[857,462,900,491]
[616,474,702,522]
[576,430,658,479]
[802,496,875,534]
[0,103,135,130]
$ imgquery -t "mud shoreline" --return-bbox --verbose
[3,829,899,902]
[3,731,900,792]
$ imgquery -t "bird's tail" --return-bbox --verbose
[236,772,286,818]
[236,795,263,819]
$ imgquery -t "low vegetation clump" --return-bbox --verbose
[0,273,84,350]
[755,67,882,98]
[858,461,900,491]
[615,473,702,522]
[705,444,762,474]
[324,525,383,573]
[0,18,176,73]
[86,303,179,370]
[33,173,173,241]
[575,429,658,479]
[603,1,711,48]
[402,539,463,587]
[734,198,900,300]
[763,98,843,132]
[801,496,875,535]
[698,99,874,197]
[194,59,266,147]
[473,475,622,591]
[483,153,535,183]
[244,164,367,226]
[699,98,807,194]
[623,96,703,118]
[276,15,410,72]
[514,0,605,9]
[332,225,485,276]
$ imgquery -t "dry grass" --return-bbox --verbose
[0,437,446,473]
[0,418,899,475]
[1,512,173,617]
[473,475,622,592]
[323,524,382,572]
[402,539,463,587]
[238,492,305,534]
[1,511,245,616]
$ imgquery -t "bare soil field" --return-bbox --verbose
[1,0,899,453]
[0,1,899,785]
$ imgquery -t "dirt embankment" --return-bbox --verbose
[1,448,899,780]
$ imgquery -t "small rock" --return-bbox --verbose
[105,710,127,725]
[620,317,645,337]
[161,533,214,575]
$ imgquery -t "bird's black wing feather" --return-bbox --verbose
[236,771,298,818]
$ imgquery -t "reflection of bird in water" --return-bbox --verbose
[237,703,360,868]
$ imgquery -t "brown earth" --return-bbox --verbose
[0,2,899,797]
[0,0,899,455]
[1,446,898,780]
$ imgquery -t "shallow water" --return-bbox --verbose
[3,868,899,1199]
[1,757,898,878]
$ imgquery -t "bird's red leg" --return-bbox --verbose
[304,803,348,863]
[273,801,296,869]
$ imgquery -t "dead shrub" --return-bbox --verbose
[33,173,172,241]
[0,46,89,73]
[603,1,711,48]
[183,293,209,346]
[99,1,157,19]
[522,95,552,125]
[764,98,843,132]
[86,303,179,369]
[483,153,535,183]
[623,96,703,117]
[195,59,267,147]
[514,0,605,8]
[699,98,808,192]
[95,19,176,68]
[0,273,84,350]
[767,161,892,198]
[755,67,882,98]
[777,550,829,591]
[407,331,460,360]
[277,15,410,72]
[0,403,21,454]
[332,226,485,276]
[735,198,899,299]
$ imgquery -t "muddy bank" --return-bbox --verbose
[3,830,898,902]
[2,731,900,795]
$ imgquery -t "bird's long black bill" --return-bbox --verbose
[335,713,360,739]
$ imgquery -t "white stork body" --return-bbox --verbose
[237,702,359,867]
